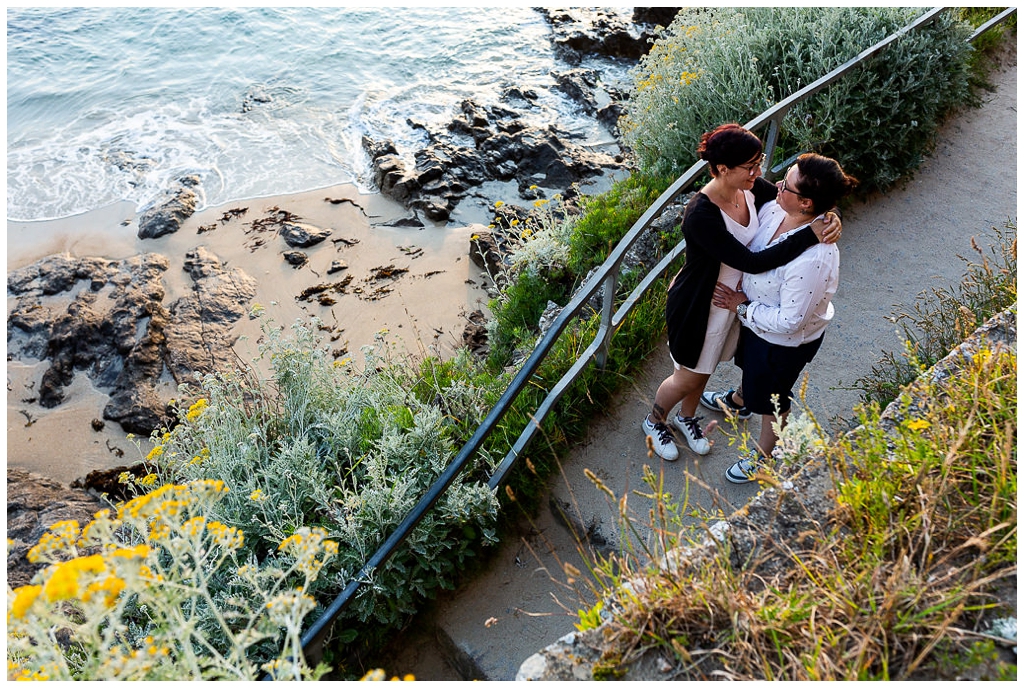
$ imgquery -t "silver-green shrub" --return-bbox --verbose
[148,317,500,640]
[620,8,973,190]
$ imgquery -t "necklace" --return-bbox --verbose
[704,182,742,209]
[710,187,740,208]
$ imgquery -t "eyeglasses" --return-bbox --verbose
[778,177,808,198]
[735,154,766,175]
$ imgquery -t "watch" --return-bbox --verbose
[736,301,750,318]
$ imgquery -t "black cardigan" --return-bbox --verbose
[665,177,819,368]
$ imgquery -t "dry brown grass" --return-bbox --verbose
[587,337,1016,680]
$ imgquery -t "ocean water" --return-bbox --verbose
[7,6,631,222]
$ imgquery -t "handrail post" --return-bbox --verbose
[594,267,620,369]
[761,117,781,178]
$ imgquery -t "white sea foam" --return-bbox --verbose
[7,6,631,222]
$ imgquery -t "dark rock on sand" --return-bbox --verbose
[7,246,256,436]
[364,98,620,223]
[279,221,332,248]
[462,310,489,354]
[284,250,309,267]
[162,246,257,385]
[7,469,103,588]
[468,230,506,277]
[6,253,172,409]
[137,175,201,239]
[70,462,151,503]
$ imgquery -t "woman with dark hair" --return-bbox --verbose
[642,123,841,461]
[708,153,858,483]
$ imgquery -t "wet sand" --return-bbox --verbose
[7,184,492,481]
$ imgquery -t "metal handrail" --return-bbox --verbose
[292,6,1015,665]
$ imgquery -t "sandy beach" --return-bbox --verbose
[7,185,492,481]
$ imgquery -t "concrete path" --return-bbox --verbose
[384,44,1017,681]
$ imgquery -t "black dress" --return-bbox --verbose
[665,177,820,369]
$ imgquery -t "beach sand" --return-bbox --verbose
[7,185,492,482]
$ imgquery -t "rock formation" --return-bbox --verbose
[137,175,201,239]
[7,246,256,437]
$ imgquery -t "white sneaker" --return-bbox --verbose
[672,414,711,455]
[642,417,679,461]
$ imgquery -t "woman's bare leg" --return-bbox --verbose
[678,388,705,419]
[649,368,710,423]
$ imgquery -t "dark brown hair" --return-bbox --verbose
[794,153,859,213]
[697,123,763,174]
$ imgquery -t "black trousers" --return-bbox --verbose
[735,327,824,416]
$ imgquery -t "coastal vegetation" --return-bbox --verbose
[574,235,1016,679]
[620,7,976,192]
[6,6,1014,680]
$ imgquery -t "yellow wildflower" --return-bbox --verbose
[183,516,207,536]
[185,398,209,423]
[145,444,164,461]
[109,544,151,560]
[27,520,81,563]
[249,489,267,502]
[278,527,338,577]
[138,564,163,582]
[147,524,171,543]
[207,522,244,550]
[679,70,699,85]
[494,200,505,208]
[137,473,158,487]
[79,511,120,547]
[906,418,930,431]
[82,575,125,608]
[187,479,227,502]
[265,589,316,625]
[43,555,106,602]
[9,585,42,619]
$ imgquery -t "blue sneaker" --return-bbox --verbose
[725,449,764,484]
[701,389,752,421]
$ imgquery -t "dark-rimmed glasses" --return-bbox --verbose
[778,177,808,198]
[735,154,766,175]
